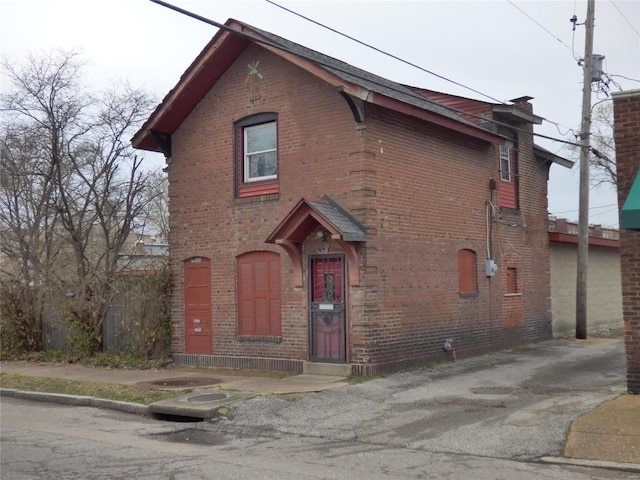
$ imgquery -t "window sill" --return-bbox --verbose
[238,181,279,199]
[459,292,479,298]
[503,293,522,297]
[499,206,521,216]
[233,193,280,205]
[236,335,282,344]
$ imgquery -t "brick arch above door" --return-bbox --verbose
[265,195,366,287]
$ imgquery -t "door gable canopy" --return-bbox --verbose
[266,196,366,286]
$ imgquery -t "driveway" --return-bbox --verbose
[212,337,625,461]
[2,337,633,479]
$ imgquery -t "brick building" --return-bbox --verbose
[133,19,571,375]
[613,89,640,393]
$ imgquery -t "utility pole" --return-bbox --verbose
[576,0,596,339]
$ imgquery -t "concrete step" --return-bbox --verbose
[303,361,352,377]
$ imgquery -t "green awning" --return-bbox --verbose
[622,168,640,231]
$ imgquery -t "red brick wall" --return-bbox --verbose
[168,44,367,361]
[613,89,640,393]
[166,43,553,373]
[348,102,552,373]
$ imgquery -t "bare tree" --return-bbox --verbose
[141,170,169,241]
[589,101,616,186]
[1,50,157,354]
[0,125,62,350]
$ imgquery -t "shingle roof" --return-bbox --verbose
[308,200,366,242]
[236,20,485,132]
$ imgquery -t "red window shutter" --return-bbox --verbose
[506,267,518,294]
[458,249,477,294]
[237,252,281,336]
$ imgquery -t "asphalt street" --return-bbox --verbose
[1,337,637,479]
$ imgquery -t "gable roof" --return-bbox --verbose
[266,196,366,244]
[132,18,504,152]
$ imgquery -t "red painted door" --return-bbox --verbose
[310,256,346,363]
[184,257,212,354]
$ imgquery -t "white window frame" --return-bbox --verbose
[243,122,277,183]
[500,141,513,182]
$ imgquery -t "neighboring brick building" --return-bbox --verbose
[132,19,571,375]
[547,218,622,337]
[613,89,640,394]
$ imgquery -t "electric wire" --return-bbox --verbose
[506,0,575,54]
[550,203,617,214]
[149,0,584,151]
[610,0,640,39]
[265,0,506,105]
[265,0,580,142]
[610,74,640,83]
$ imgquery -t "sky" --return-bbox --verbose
[1,0,639,228]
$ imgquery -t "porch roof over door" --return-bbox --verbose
[266,196,366,286]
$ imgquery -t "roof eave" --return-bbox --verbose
[371,93,504,144]
[533,145,574,169]
[132,23,250,152]
[492,105,544,125]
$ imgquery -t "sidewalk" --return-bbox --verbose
[0,361,348,419]
[1,361,639,472]
[541,393,640,472]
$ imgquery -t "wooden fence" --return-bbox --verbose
[42,277,168,356]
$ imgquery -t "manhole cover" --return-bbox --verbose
[188,393,228,403]
[143,377,222,389]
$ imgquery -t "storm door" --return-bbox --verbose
[309,256,346,363]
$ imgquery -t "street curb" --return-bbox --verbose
[540,456,640,473]
[0,388,149,416]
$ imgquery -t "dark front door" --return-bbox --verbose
[310,256,346,363]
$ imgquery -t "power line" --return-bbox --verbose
[506,0,575,54]
[265,0,506,105]
[610,74,640,83]
[551,203,617,215]
[610,0,640,39]
[265,0,580,142]
[149,0,583,151]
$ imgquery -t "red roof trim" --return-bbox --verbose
[133,19,504,152]
[371,94,503,145]
[548,232,620,248]
[132,26,250,151]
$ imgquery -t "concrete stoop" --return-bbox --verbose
[303,361,352,377]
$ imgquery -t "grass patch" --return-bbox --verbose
[1,350,171,370]
[0,373,186,405]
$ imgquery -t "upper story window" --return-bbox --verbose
[497,136,519,210]
[500,140,514,182]
[235,113,279,198]
[244,122,277,182]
